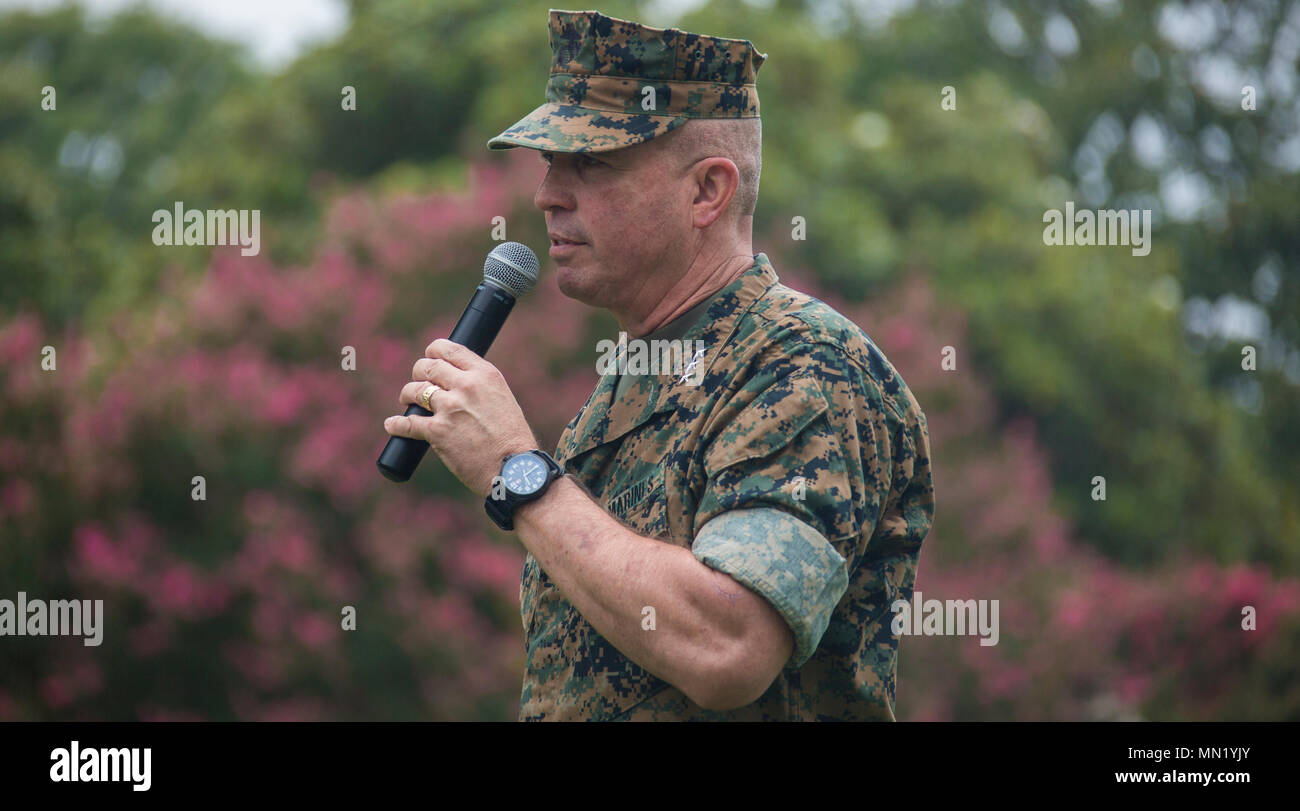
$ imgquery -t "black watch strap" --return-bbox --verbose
[484,450,563,531]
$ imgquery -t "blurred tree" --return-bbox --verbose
[0,6,259,326]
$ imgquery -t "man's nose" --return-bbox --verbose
[534,163,575,212]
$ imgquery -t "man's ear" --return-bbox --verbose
[690,157,740,229]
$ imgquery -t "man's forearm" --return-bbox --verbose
[512,475,758,708]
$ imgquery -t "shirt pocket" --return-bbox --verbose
[571,623,672,720]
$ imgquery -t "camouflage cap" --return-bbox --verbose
[487,9,766,153]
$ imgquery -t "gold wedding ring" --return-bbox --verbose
[420,384,440,411]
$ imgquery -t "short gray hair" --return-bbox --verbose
[660,117,762,219]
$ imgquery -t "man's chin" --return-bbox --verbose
[554,263,601,305]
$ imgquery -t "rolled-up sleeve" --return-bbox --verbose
[692,507,849,668]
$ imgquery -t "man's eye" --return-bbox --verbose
[538,153,600,169]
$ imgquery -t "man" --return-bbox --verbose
[383,9,935,720]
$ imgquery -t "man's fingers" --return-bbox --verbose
[412,357,469,389]
[383,413,435,441]
[424,338,480,370]
[399,380,443,409]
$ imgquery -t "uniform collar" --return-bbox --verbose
[559,253,780,466]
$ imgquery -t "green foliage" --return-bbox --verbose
[0,6,257,325]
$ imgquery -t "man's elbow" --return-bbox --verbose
[685,627,795,712]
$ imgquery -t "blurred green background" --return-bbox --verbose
[1,0,1297,720]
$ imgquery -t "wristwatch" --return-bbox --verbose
[484,450,564,531]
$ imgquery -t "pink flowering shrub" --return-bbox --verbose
[0,149,594,720]
[1,146,1296,719]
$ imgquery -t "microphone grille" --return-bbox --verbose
[484,242,540,297]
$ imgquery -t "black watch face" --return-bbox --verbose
[502,453,549,496]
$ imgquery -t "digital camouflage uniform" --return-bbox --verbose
[489,11,935,721]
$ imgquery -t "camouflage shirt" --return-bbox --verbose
[518,252,935,720]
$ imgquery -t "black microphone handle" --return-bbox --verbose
[376,282,517,482]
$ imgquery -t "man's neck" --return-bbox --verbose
[620,248,755,338]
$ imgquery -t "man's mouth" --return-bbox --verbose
[550,237,586,246]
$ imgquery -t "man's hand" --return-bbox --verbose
[384,338,539,497]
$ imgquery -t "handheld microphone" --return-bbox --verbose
[377,242,540,482]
